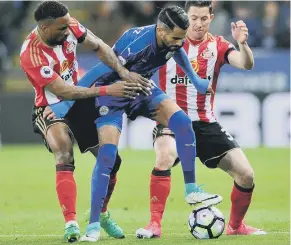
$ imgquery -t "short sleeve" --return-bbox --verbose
[20,49,58,87]
[216,36,236,65]
[69,17,87,43]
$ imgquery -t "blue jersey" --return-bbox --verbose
[89,25,178,87]
[51,25,209,118]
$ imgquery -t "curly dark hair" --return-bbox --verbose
[34,0,68,22]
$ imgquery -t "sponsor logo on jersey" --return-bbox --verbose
[60,60,75,81]
[40,66,53,78]
[170,75,192,86]
[118,55,127,65]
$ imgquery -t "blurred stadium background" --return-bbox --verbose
[0,0,289,148]
[0,2,289,244]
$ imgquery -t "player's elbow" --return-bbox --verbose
[243,60,254,70]
[245,62,254,70]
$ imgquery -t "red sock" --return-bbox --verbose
[229,182,254,229]
[101,174,117,213]
[56,171,77,223]
[150,169,171,225]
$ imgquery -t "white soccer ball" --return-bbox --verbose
[188,205,225,239]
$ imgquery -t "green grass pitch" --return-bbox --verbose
[0,146,289,245]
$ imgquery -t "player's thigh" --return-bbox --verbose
[218,148,254,180]
[97,125,121,146]
[32,106,73,154]
[46,122,74,156]
[193,121,239,169]
[95,96,126,146]
[67,98,99,154]
[153,125,178,170]
[154,98,182,127]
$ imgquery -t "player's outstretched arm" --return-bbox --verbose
[45,75,140,100]
[82,29,152,92]
[227,20,254,70]
[173,48,213,95]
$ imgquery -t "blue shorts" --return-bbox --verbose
[95,86,169,131]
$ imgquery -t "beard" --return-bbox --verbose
[47,35,68,46]
[168,45,181,51]
[160,41,181,52]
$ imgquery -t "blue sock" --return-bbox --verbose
[89,144,117,224]
[168,110,196,184]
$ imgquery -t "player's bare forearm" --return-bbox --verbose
[58,86,101,100]
[230,20,254,70]
[237,42,254,70]
[46,77,101,100]
[83,30,127,77]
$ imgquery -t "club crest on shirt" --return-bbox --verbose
[40,66,53,78]
[200,47,214,59]
[99,106,109,116]
[165,51,175,60]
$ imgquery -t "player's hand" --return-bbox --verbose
[231,20,248,44]
[206,84,214,96]
[107,81,141,99]
[119,70,153,96]
[43,106,56,120]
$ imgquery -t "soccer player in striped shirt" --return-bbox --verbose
[136,0,266,238]
[20,1,151,242]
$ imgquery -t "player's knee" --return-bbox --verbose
[240,168,254,186]
[98,144,118,174]
[156,150,177,170]
[54,151,73,165]
[168,110,192,135]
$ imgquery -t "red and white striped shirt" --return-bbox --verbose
[20,18,87,107]
[159,33,235,122]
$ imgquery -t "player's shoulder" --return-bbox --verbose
[213,34,233,46]
[20,29,45,67]
[124,25,155,41]
[208,34,235,51]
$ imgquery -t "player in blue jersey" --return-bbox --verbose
[56,6,222,242]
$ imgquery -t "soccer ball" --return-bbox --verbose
[188,205,225,239]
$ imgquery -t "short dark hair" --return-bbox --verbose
[34,0,69,22]
[185,0,213,14]
[158,6,189,31]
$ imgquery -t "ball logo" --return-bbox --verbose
[40,66,53,78]
[190,60,199,73]
[99,106,109,116]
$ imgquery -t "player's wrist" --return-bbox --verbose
[238,41,248,46]
[118,68,129,79]
[99,86,108,96]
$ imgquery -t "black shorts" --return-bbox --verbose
[152,121,240,168]
[32,98,99,153]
